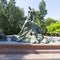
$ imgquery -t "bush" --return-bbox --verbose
[46,22,60,36]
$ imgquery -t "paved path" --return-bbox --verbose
[0,44,60,60]
[0,53,60,60]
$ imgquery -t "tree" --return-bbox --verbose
[0,0,8,32]
[36,0,47,34]
[45,18,57,26]
[38,0,47,21]
[0,0,25,35]
[4,0,25,35]
[46,22,60,35]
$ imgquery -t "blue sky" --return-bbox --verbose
[9,0,60,19]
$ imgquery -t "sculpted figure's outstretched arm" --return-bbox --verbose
[18,17,29,34]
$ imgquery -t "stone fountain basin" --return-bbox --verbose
[0,44,60,60]
[0,44,60,54]
[0,36,60,54]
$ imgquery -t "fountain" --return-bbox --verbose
[0,7,60,60]
[17,7,43,43]
[0,32,7,41]
[0,7,60,44]
[17,7,60,44]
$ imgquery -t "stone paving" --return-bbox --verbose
[0,53,60,60]
[0,44,60,60]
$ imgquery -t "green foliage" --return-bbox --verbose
[0,29,3,32]
[0,0,8,33]
[46,22,60,35]
[38,0,47,21]
[0,0,25,35]
[36,0,47,34]
[1,0,59,36]
[36,17,41,27]
[45,18,57,26]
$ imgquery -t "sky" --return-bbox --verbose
[8,0,60,19]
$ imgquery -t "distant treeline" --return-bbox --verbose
[0,0,60,36]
